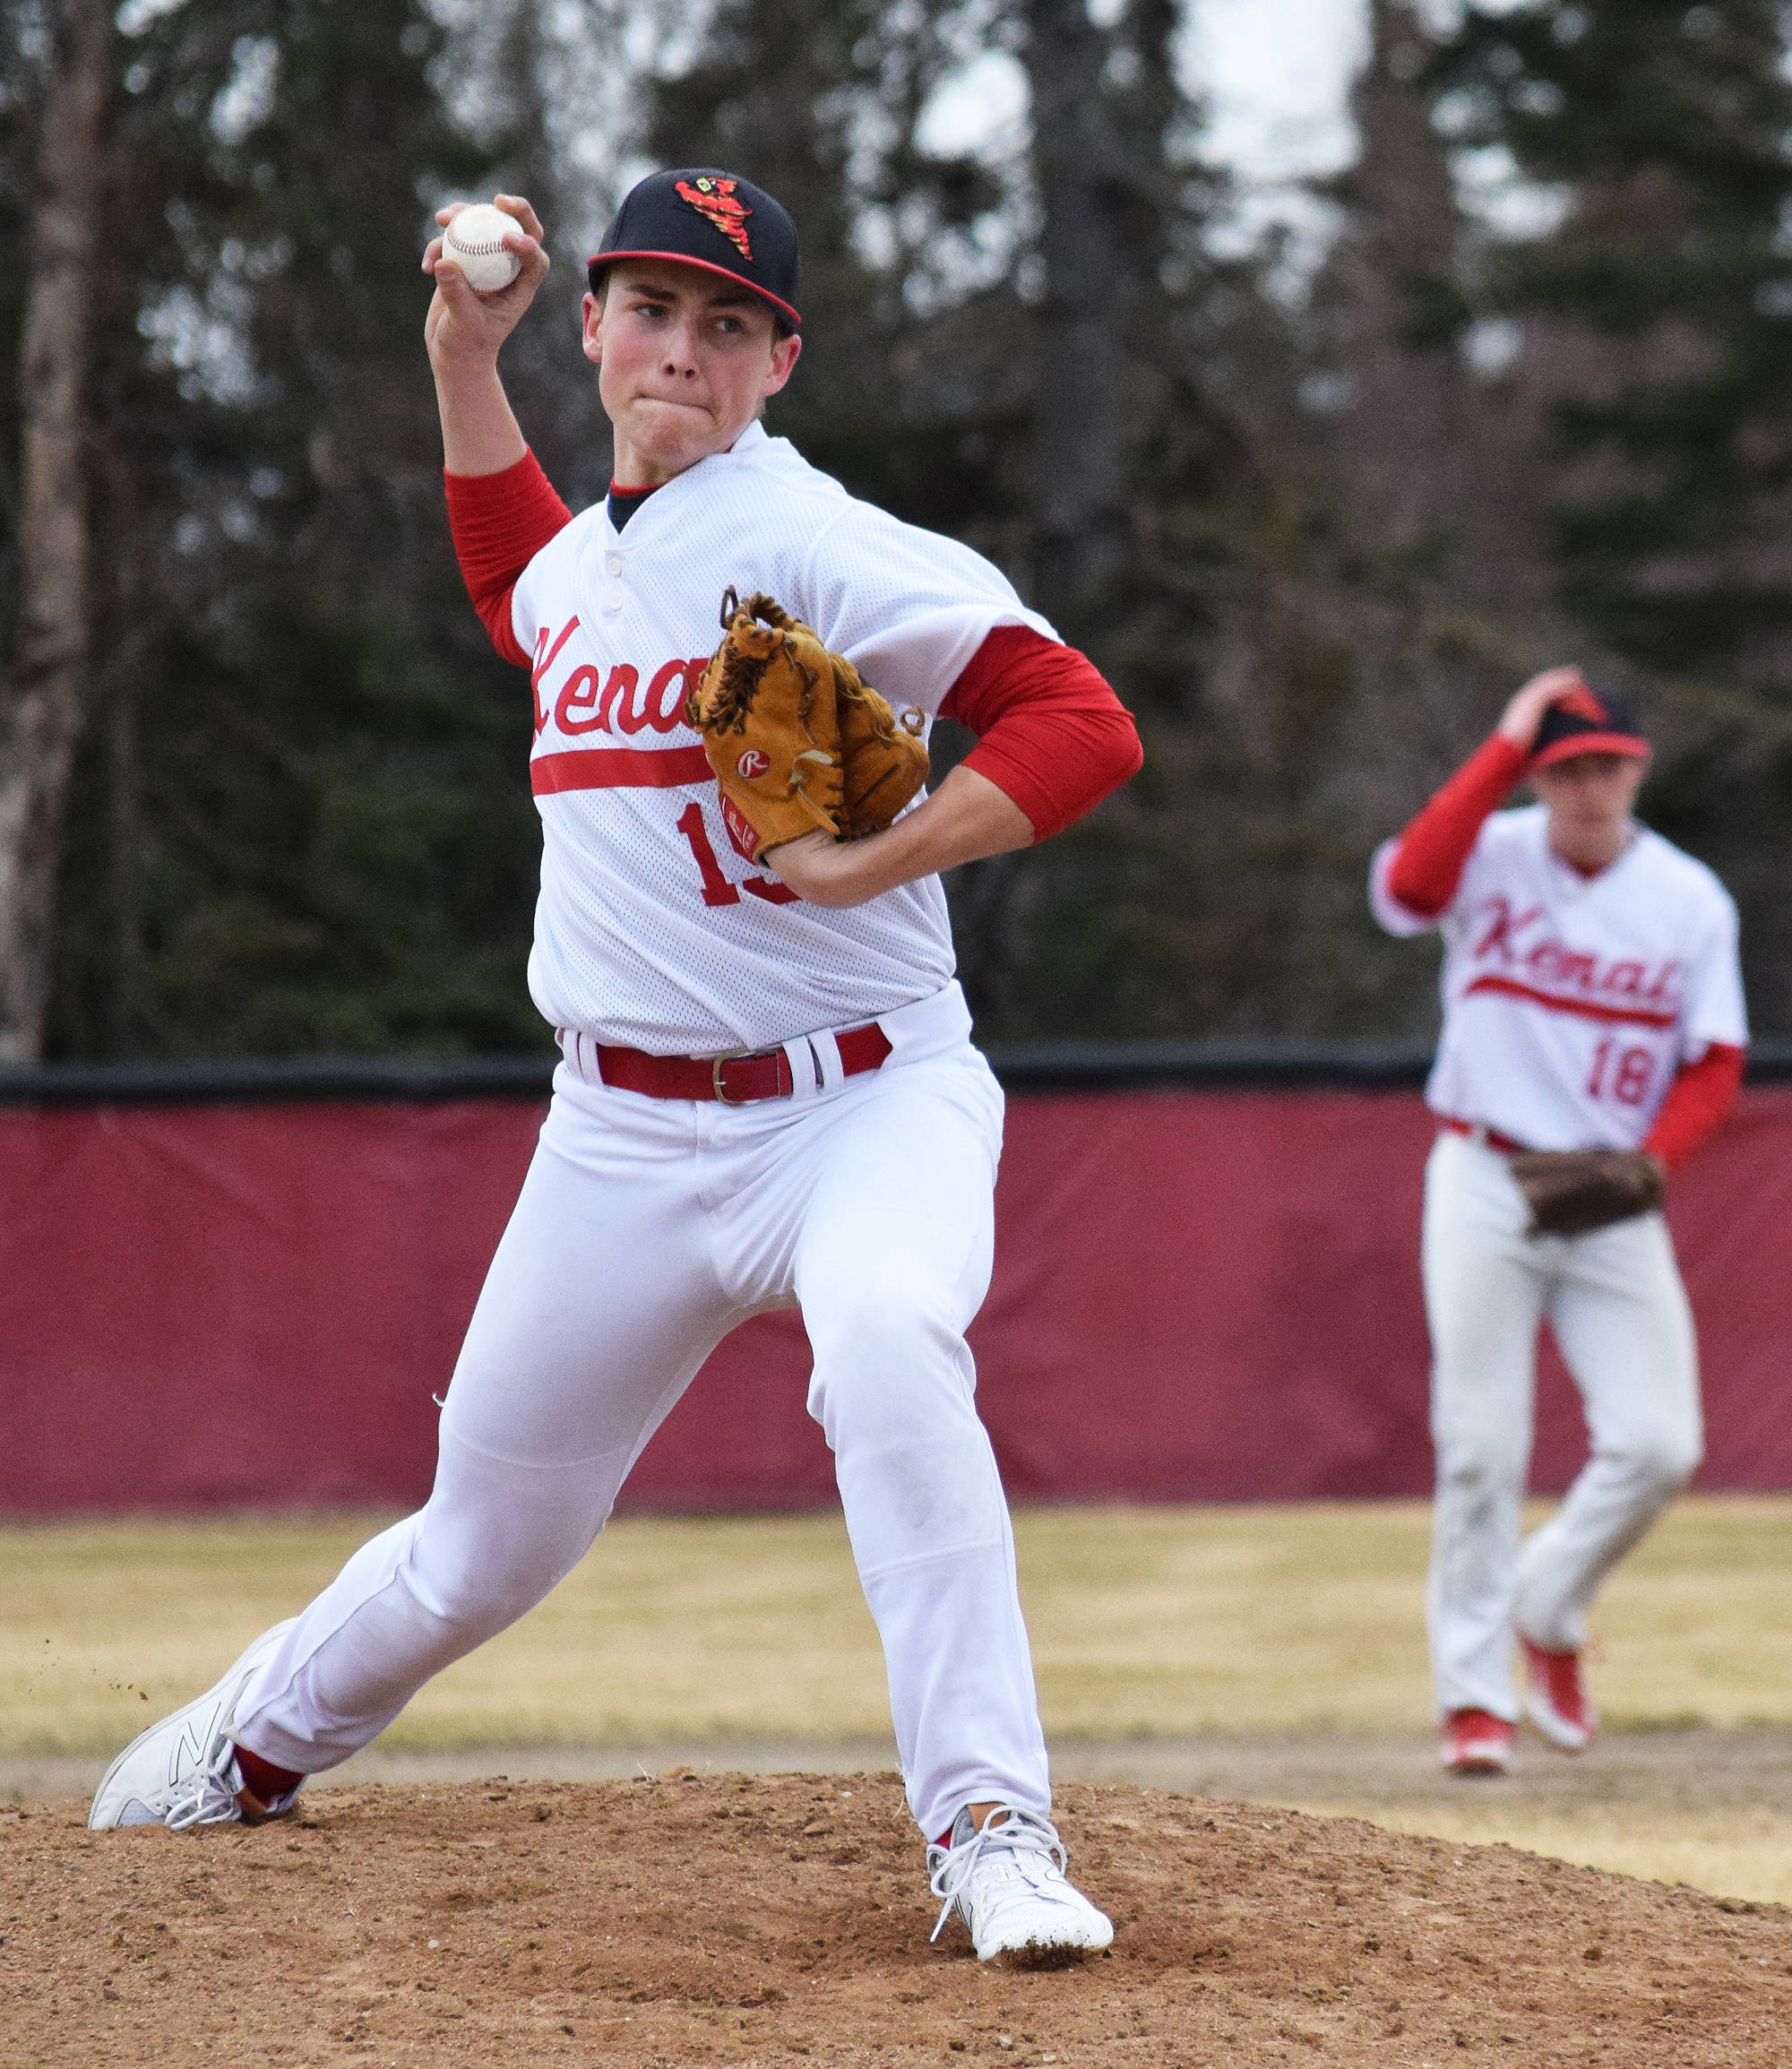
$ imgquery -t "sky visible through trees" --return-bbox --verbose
[3,0,1790,1062]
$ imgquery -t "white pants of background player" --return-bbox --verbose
[230,984,1048,1841]
[1422,1129,1702,1721]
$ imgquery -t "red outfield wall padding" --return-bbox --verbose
[2,1088,1789,1514]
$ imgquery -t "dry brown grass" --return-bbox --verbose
[4,1495,1790,1902]
[4,1495,1788,1754]
[1288,1799,1792,1908]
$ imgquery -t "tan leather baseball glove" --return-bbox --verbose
[685,590,931,866]
[1507,1149,1666,1237]
[685,590,844,866]
[835,661,929,839]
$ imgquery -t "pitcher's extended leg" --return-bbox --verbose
[233,1087,737,1773]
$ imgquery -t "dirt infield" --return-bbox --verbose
[14,1722,1792,1906]
[5,1773,1789,2067]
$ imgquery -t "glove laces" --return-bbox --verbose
[927,1807,1069,1944]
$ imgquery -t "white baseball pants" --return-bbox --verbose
[1422,1128,1702,1720]
[231,984,1050,1840]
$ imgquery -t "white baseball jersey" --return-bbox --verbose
[509,419,1055,1054]
[1371,804,1746,1151]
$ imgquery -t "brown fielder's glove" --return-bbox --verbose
[685,590,844,866]
[685,590,931,865]
[836,662,929,840]
[1507,1149,1667,1237]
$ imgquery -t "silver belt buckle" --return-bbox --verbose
[711,1045,784,1106]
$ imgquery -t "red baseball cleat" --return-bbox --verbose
[1439,1708,1516,1776]
[1519,1634,1598,1753]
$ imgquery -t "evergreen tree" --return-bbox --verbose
[1439,0,1792,1031]
[45,0,556,1057]
[1440,1,1792,676]
[979,0,1466,1043]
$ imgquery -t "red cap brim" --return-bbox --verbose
[1529,729,1650,772]
[585,249,802,329]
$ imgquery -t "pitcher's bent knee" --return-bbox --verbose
[806,1280,963,1366]
[806,1302,974,1431]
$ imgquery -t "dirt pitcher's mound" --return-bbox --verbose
[4,1773,1788,2066]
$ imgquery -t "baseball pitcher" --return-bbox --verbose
[90,170,1142,1964]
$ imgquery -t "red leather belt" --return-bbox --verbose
[594,1022,893,1105]
[1442,1115,1530,1155]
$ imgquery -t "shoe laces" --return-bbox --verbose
[927,1807,1068,1944]
[164,1745,245,1832]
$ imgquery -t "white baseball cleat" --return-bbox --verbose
[926,1806,1115,1966]
[88,1620,303,1832]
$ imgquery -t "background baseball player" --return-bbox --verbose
[89,169,1142,1964]
[1371,669,1748,1775]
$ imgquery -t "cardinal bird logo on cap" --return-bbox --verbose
[676,176,754,261]
[1556,683,1609,723]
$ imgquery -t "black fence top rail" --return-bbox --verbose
[1,1039,1788,1107]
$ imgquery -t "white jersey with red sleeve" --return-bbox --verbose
[510,421,1055,1054]
[1370,805,1747,1151]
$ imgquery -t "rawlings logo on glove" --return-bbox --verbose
[685,589,930,866]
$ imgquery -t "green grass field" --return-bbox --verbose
[5,1496,1790,1900]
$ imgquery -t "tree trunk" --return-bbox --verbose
[1325,0,1468,551]
[1323,0,1562,629]
[1021,0,1130,636]
[0,0,108,1063]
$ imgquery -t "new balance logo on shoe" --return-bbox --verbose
[88,1622,306,1833]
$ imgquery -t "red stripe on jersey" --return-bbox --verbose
[1462,972,1677,1030]
[531,746,714,794]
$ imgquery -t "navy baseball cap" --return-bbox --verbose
[1529,683,1650,772]
[588,169,801,330]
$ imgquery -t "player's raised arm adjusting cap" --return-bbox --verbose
[1529,685,1650,772]
[588,169,801,330]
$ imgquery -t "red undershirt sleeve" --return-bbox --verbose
[938,625,1142,842]
[444,450,573,668]
[1643,1043,1746,1172]
[1383,733,1530,919]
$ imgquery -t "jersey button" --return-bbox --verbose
[606,555,623,576]
[605,590,624,613]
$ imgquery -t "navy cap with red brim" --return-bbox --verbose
[588,168,801,329]
[1528,686,1650,772]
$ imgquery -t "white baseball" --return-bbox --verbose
[441,203,522,294]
